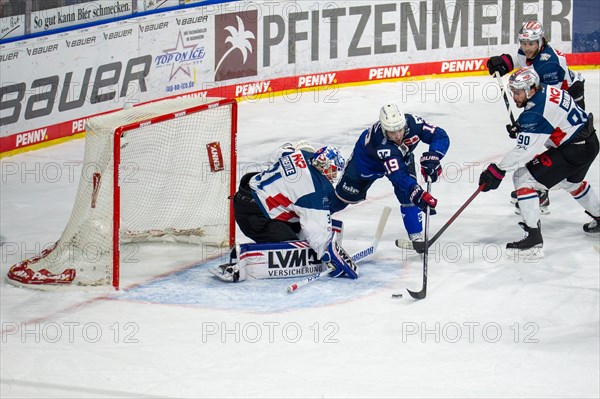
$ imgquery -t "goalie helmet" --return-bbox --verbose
[508,67,540,96]
[379,104,406,134]
[518,21,544,48]
[311,146,346,184]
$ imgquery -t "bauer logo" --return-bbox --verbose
[214,11,257,81]
[206,142,224,172]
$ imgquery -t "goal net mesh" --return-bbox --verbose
[7,97,235,288]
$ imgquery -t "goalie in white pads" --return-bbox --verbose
[211,143,358,282]
[478,67,600,255]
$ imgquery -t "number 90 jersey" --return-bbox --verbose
[249,149,335,258]
[498,85,589,171]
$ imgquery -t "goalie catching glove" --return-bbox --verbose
[321,240,359,279]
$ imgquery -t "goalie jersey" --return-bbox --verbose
[498,84,590,171]
[249,149,335,259]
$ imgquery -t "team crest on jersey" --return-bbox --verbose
[377,149,391,159]
[281,155,297,176]
[540,53,551,61]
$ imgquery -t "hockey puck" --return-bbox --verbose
[391,293,403,298]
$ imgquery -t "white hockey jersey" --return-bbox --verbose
[498,84,589,171]
[249,149,334,259]
[515,44,583,91]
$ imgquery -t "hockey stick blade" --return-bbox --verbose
[407,287,426,299]
[287,206,391,293]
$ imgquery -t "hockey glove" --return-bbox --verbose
[487,54,514,76]
[321,241,358,279]
[420,152,442,183]
[479,163,505,192]
[506,121,521,139]
[409,184,438,213]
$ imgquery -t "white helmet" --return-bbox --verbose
[379,104,406,133]
[508,67,540,98]
[311,146,346,184]
[518,21,544,49]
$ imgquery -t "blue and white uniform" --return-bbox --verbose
[333,114,449,236]
[515,44,583,91]
[250,149,334,259]
[498,84,599,230]
[498,84,589,172]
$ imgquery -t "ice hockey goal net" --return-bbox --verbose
[7,97,237,289]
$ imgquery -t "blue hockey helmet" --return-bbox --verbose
[311,146,346,183]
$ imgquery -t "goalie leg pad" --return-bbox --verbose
[323,241,359,279]
[210,241,327,282]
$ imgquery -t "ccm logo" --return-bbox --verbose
[206,142,224,172]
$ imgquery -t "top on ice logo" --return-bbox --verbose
[214,11,257,81]
[156,31,205,81]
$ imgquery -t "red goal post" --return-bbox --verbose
[7,96,237,290]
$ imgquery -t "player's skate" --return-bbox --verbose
[511,190,550,215]
[506,221,544,259]
[209,262,240,282]
[408,232,425,254]
[583,211,600,236]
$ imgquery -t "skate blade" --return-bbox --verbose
[505,246,544,261]
[514,207,550,215]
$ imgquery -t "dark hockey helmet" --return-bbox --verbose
[311,146,346,183]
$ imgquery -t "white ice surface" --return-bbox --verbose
[1,72,599,398]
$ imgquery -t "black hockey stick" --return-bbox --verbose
[407,179,432,300]
[493,71,516,125]
[396,183,485,253]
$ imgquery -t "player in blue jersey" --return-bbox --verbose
[330,103,449,243]
[212,142,359,282]
[479,67,600,253]
[487,21,587,214]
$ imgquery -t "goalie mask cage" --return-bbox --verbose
[7,97,237,289]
